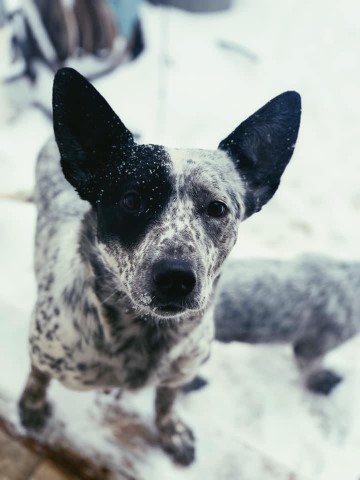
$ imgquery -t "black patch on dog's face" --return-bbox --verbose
[96,144,174,248]
[53,68,174,249]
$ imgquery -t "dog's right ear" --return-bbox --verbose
[53,67,134,202]
[218,91,301,218]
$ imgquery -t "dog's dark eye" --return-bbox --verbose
[122,191,142,212]
[207,201,228,218]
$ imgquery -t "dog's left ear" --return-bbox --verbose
[218,91,301,218]
[53,67,134,202]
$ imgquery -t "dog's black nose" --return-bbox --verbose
[152,260,196,299]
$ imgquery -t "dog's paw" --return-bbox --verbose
[306,369,343,395]
[18,400,52,432]
[158,418,195,466]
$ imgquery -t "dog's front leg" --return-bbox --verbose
[155,386,195,466]
[18,365,51,431]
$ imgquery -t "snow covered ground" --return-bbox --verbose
[1,0,360,478]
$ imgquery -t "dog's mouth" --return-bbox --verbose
[157,303,185,316]
[137,297,202,319]
[151,297,207,318]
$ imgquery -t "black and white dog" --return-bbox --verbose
[214,255,359,395]
[18,68,301,465]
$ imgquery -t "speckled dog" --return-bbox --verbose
[214,255,359,395]
[18,68,301,465]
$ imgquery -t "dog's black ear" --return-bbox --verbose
[218,91,301,217]
[53,67,134,202]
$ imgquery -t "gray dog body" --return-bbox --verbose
[19,68,301,464]
[214,255,359,394]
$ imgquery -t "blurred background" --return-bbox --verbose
[0,0,360,479]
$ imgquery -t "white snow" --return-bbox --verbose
[1,0,360,478]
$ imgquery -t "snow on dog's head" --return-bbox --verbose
[53,68,301,319]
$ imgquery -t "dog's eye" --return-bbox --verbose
[122,191,143,212]
[207,201,228,218]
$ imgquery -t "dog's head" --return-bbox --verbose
[53,68,301,319]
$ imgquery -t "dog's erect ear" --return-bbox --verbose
[53,67,134,202]
[218,91,301,218]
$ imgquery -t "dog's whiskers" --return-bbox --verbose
[98,289,120,306]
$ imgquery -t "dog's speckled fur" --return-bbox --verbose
[19,68,301,464]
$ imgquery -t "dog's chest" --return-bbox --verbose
[30,295,212,392]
